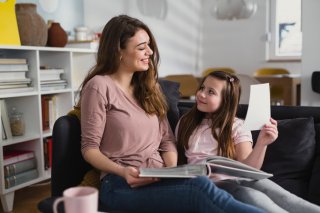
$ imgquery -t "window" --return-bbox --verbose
[267,0,302,61]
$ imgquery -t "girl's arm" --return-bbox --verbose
[235,118,278,169]
[161,151,178,167]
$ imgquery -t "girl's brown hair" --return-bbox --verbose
[176,71,241,161]
[76,15,167,118]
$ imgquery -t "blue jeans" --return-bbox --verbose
[100,174,266,213]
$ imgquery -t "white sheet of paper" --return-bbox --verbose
[243,83,271,131]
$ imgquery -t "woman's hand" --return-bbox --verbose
[256,118,278,146]
[123,166,160,188]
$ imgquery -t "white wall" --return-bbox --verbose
[301,0,320,106]
[83,0,202,77]
[200,0,301,76]
[16,0,84,32]
[83,0,319,105]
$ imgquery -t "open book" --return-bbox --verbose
[139,156,272,180]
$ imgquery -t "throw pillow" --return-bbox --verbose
[252,117,316,197]
[308,123,320,204]
[159,79,180,131]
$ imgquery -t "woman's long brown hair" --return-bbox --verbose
[176,71,241,161]
[76,15,167,118]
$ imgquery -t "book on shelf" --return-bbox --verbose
[0,70,28,80]
[43,138,48,169]
[41,95,59,130]
[40,79,67,85]
[3,150,35,166]
[0,78,31,84]
[43,137,53,169]
[0,99,12,139]
[41,95,51,131]
[0,64,28,72]
[41,85,67,91]
[1,117,6,140]
[4,157,37,177]
[48,138,52,168]
[48,96,59,129]
[41,80,68,91]
[0,84,30,89]
[40,68,64,81]
[139,156,273,180]
[0,87,34,94]
[0,58,27,65]
[5,169,38,189]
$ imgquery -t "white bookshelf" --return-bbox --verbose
[0,45,96,212]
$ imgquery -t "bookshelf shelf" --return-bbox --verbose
[0,45,96,212]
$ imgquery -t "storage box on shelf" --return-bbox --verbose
[0,45,96,212]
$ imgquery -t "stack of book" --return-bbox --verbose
[0,58,34,93]
[3,149,38,189]
[40,68,67,91]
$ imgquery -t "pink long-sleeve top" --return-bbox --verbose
[81,75,177,178]
[176,118,252,181]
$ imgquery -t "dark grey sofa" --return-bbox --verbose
[38,80,320,212]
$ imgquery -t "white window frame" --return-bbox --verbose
[266,0,302,61]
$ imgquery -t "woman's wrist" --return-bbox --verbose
[114,164,126,177]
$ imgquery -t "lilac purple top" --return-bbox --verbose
[80,75,177,178]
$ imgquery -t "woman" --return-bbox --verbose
[176,71,320,213]
[78,15,264,213]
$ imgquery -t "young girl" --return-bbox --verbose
[176,71,320,213]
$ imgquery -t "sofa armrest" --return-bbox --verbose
[51,115,92,196]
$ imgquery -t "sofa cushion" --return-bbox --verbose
[159,79,180,131]
[252,117,316,198]
[308,123,320,204]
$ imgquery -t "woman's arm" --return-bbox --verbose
[159,116,178,167]
[83,149,125,176]
[80,81,158,187]
[84,148,160,187]
[235,118,278,169]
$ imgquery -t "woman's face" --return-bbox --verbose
[196,76,226,114]
[120,29,153,72]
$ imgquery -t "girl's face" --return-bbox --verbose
[196,76,226,114]
[120,29,153,72]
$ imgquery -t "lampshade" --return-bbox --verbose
[211,0,258,20]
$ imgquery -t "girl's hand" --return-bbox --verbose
[256,118,278,146]
[123,166,160,188]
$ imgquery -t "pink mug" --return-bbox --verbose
[53,186,98,213]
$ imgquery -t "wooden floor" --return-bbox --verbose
[0,181,51,213]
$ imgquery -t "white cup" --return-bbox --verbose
[53,186,98,213]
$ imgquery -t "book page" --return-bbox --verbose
[243,83,271,131]
[208,163,273,180]
[206,156,261,172]
[139,164,208,178]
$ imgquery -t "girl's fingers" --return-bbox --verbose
[270,118,277,125]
